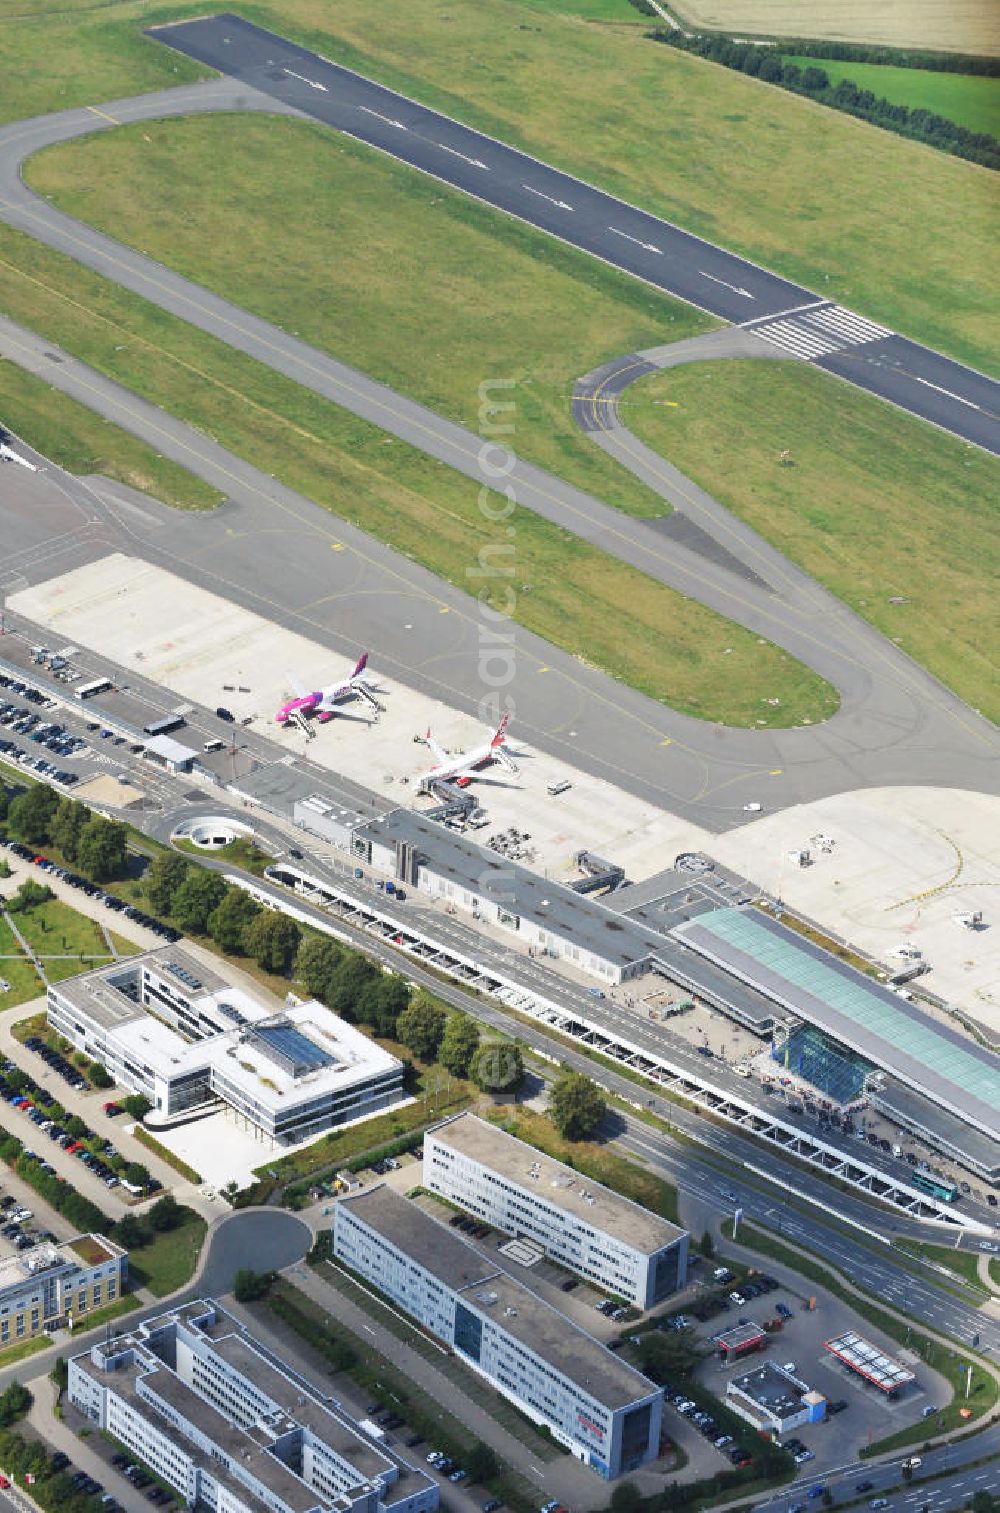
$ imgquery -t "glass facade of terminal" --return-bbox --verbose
[772,1024,873,1105]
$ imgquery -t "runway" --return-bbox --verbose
[149,12,1000,456]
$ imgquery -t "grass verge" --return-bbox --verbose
[723,1220,999,1454]
[28,112,709,520]
[173,835,272,873]
[0,1333,49,1368]
[125,1207,207,1296]
[76,1293,141,1333]
[486,1105,680,1224]
[627,359,1000,722]
[781,56,1000,137]
[0,223,835,729]
[0,357,222,509]
[895,1237,989,1293]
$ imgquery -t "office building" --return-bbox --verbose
[424,1113,688,1308]
[0,1233,126,1347]
[47,947,404,1146]
[68,1299,438,1513]
[333,1185,662,1479]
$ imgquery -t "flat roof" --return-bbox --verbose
[356,810,663,969]
[144,733,198,763]
[823,1331,914,1393]
[673,908,1000,1140]
[428,1112,684,1251]
[868,1078,1000,1180]
[335,1187,658,1411]
[716,1322,767,1350]
[730,1361,808,1421]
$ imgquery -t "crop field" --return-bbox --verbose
[0,358,221,509]
[783,55,1000,136]
[26,112,708,520]
[0,224,836,729]
[628,360,1000,722]
[667,1,1000,56]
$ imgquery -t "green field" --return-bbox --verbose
[0,918,45,1010]
[0,223,836,730]
[124,1208,207,1296]
[12,897,114,982]
[0,358,221,509]
[628,360,1000,722]
[27,113,705,521]
[784,56,1000,138]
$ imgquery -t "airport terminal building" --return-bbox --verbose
[425,1113,688,1308]
[47,947,404,1146]
[68,1300,438,1513]
[333,1186,662,1479]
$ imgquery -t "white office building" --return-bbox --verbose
[48,947,404,1145]
[333,1186,662,1479]
[68,1300,438,1513]
[424,1113,688,1308]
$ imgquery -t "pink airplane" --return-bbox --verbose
[275,652,378,724]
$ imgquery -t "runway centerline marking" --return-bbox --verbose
[522,184,573,211]
[358,105,407,130]
[700,270,754,298]
[436,143,488,169]
[608,227,661,254]
[86,105,121,125]
[908,375,981,410]
[281,67,327,93]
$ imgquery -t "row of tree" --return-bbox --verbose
[653,31,1000,170]
[3,784,129,881]
[0,1130,108,1234]
[740,38,1000,77]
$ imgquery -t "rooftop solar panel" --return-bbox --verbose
[250,1020,334,1076]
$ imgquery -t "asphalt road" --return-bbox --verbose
[149,13,1000,455]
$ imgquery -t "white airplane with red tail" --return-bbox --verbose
[275,652,379,724]
[420,713,517,790]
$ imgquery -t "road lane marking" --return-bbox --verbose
[437,142,488,168]
[700,270,754,298]
[523,184,573,210]
[282,67,328,92]
[358,105,407,129]
[86,105,121,125]
[608,226,661,254]
[909,374,981,410]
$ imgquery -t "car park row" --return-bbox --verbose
[0,837,180,941]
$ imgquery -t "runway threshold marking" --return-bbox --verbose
[358,105,406,130]
[523,184,573,211]
[608,227,661,254]
[86,105,121,125]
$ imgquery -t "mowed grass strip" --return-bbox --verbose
[199,0,998,372]
[782,55,1000,137]
[0,224,836,727]
[627,360,1000,722]
[0,358,221,509]
[27,113,707,520]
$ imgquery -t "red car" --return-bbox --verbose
[103,1102,122,1116]
[66,1141,83,1155]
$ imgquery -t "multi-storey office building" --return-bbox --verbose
[48,947,404,1145]
[333,1186,662,1479]
[0,1233,126,1346]
[68,1300,437,1513]
[424,1113,688,1308]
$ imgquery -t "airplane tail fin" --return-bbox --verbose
[491,712,510,748]
[351,651,369,680]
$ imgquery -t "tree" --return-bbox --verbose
[699,1229,715,1259]
[549,1068,605,1141]
[295,935,343,1001]
[245,911,301,974]
[800,65,830,91]
[77,817,129,881]
[610,1483,643,1513]
[359,974,410,1038]
[124,1162,150,1189]
[396,997,447,1061]
[465,1442,498,1484]
[207,886,261,954]
[50,798,89,863]
[7,879,53,912]
[328,952,380,1020]
[757,52,784,83]
[7,783,57,845]
[113,1213,147,1249]
[469,1041,523,1094]
[636,1329,699,1383]
[171,870,227,934]
[233,1268,276,1302]
[144,852,191,915]
[64,1115,87,1139]
[439,1012,480,1078]
[0,783,7,824]
[119,1093,151,1120]
[88,1063,113,1090]
[148,1194,182,1232]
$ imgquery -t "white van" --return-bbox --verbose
[546,779,572,796]
[203,738,225,753]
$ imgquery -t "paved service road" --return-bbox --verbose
[150,13,1000,455]
[195,1210,313,1295]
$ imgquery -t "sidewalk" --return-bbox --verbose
[25,1373,148,1512]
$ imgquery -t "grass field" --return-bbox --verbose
[894,1237,989,1291]
[627,360,1000,723]
[0,225,836,730]
[27,113,705,521]
[0,358,223,509]
[123,1209,207,1296]
[0,918,44,1010]
[667,1,1000,55]
[12,897,112,976]
[783,55,1000,136]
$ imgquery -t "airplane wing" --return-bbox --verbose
[425,728,450,766]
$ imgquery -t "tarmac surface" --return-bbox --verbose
[148,12,1000,455]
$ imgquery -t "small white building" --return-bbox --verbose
[726,1361,826,1436]
[48,946,404,1144]
[68,1300,438,1513]
[333,1186,662,1479]
[425,1113,688,1307]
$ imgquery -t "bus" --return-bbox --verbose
[74,676,112,701]
[912,1169,958,1203]
[143,714,185,737]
